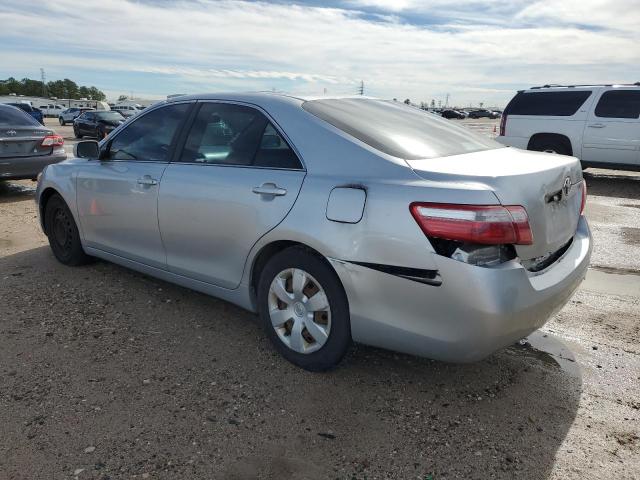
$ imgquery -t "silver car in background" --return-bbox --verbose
[36,93,591,371]
[0,104,67,181]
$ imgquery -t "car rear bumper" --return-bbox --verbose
[329,216,592,362]
[0,152,67,180]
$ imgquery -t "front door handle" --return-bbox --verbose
[137,175,158,186]
[588,123,605,128]
[252,182,287,197]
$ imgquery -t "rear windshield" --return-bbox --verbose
[505,91,592,116]
[302,98,502,160]
[0,106,40,126]
[96,111,125,121]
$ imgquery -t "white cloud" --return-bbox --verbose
[0,0,638,106]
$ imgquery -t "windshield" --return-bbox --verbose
[0,105,40,126]
[96,111,124,121]
[302,98,503,160]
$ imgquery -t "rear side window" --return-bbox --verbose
[303,98,501,160]
[105,103,189,162]
[595,90,640,119]
[505,91,592,116]
[179,103,302,169]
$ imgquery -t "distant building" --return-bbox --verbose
[0,94,109,110]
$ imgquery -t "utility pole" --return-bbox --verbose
[40,68,46,97]
[445,93,450,107]
[358,81,364,95]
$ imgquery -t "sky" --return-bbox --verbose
[1,0,639,106]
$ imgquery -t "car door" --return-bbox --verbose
[76,102,192,268]
[158,101,306,288]
[581,89,640,166]
[77,113,92,135]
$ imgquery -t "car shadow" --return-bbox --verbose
[583,169,640,200]
[0,246,581,479]
[0,180,37,204]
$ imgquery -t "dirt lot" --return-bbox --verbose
[0,118,639,480]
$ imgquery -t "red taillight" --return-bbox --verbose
[580,181,587,214]
[499,114,507,136]
[40,135,64,148]
[410,203,534,245]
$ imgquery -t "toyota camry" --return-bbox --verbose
[36,93,591,371]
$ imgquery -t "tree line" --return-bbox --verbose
[0,77,106,101]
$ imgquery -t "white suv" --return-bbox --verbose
[497,84,640,170]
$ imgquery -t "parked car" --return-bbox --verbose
[497,84,640,171]
[38,104,66,117]
[73,110,126,139]
[58,108,95,126]
[441,109,466,119]
[112,104,144,118]
[467,109,500,119]
[0,104,66,180]
[5,102,45,125]
[36,94,591,371]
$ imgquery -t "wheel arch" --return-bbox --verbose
[39,186,62,233]
[527,133,573,155]
[248,240,339,308]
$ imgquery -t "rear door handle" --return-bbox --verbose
[252,182,287,197]
[588,123,605,128]
[137,175,158,186]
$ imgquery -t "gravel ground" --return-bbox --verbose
[0,119,638,480]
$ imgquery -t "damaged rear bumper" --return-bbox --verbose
[329,216,592,362]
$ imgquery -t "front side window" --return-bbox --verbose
[303,98,501,160]
[105,103,189,162]
[179,102,301,168]
[595,90,640,119]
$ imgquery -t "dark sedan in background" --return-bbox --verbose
[0,104,66,180]
[467,109,501,119]
[5,102,45,125]
[73,110,125,139]
[441,109,467,119]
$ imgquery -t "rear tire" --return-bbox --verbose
[44,194,92,266]
[257,247,351,371]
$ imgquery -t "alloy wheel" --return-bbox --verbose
[268,268,331,354]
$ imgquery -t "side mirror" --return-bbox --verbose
[74,140,100,159]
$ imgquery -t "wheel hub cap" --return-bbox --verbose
[293,302,305,317]
[267,268,331,354]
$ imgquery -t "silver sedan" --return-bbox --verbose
[1,104,67,181]
[36,93,591,370]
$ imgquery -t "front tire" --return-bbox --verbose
[44,194,92,266]
[257,247,351,371]
[74,127,82,139]
[59,118,65,126]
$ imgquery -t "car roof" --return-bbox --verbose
[164,92,381,109]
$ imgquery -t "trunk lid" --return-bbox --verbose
[0,126,53,158]
[407,147,583,260]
